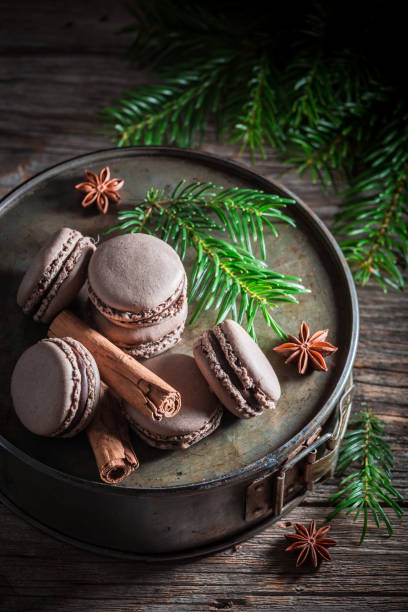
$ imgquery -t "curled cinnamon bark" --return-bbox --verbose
[87,381,138,484]
[48,309,181,420]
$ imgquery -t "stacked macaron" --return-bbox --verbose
[17,227,95,324]
[87,233,188,359]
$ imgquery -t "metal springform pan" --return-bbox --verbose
[0,147,359,560]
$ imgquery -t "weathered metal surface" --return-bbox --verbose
[0,147,358,558]
[244,378,352,525]
[0,380,349,560]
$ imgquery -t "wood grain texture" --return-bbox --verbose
[0,1,407,611]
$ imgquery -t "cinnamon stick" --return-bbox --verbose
[48,309,181,421]
[87,382,139,484]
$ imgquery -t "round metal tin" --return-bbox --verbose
[0,147,359,559]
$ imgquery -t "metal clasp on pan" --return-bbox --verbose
[245,381,354,522]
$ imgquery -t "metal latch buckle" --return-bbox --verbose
[245,433,332,521]
[244,381,354,522]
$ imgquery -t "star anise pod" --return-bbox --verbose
[273,321,338,375]
[285,520,336,568]
[75,166,124,214]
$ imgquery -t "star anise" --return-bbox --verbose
[273,321,338,375]
[285,520,336,567]
[75,166,124,214]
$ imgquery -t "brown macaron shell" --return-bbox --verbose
[87,233,186,326]
[123,354,223,449]
[17,227,95,324]
[10,337,100,438]
[193,319,281,418]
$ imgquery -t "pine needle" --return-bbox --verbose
[105,181,309,338]
[102,1,407,291]
[333,114,408,291]
[328,406,404,543]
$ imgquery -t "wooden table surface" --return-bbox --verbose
[0,2,407,611]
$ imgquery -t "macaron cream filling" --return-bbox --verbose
[118,323,185,359]
[48,338,83,437]
[60,345,89,437]
[34,236,94,321]
[50,337,98,438]
[21,229,79,315]
[200,328,275,416]
[63,337,99,436]
[88,274,187,326]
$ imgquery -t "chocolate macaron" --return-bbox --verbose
[17,227,95,324]
[193,319,281,418]
[11,337,100,438]
[88,234,187,358]
[17,227,95,323]
[123,354,223,449]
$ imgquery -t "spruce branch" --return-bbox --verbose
[328,406,404,543]
[232,58,282,161]
[103,1,408,290]
[176,180,296,258]
[285,91,379,190]
[106,181,309,338]
[103,56,248,148]
[123,0,240,71]
[333,116,408,290]
[290,58,323,128]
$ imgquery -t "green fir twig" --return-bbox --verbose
[103,55,250,148]
[106,181,309,339]
[328,406,404,543]
[333,115,408,291]
[102,1,408,290]
[232,57,283,161]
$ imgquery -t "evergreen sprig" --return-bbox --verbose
[123,0,237,71]
[102,1,407,290]
[103,56,249,148]
[106,181,309,339]
[328,406,404,543]
[232,58,283,160]
[333,115,408,291]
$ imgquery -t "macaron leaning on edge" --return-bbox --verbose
[122,353,223,449]
[11,336,100,438]
[193,319,281,419]
[17,227,95,324]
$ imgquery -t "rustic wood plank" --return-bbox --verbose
[0,504,406,612]
[0,1,407,610]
